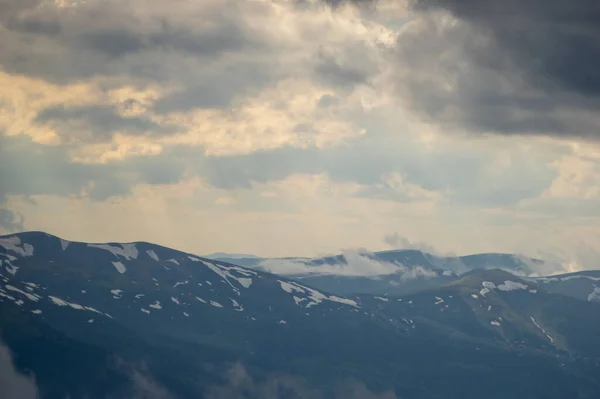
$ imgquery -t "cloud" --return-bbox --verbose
[259,249,437,278]
[127,367,175,399]
[383,233,439,254]
[34,105,174,143]
[387,0,600,139]
[0,208,24,233]
[2,0,600,263]
[206,362,399,399]
[0,339,39,399]
[0,339,175,399]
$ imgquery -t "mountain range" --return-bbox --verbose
[2,232,600,399]
[209,250,581,298]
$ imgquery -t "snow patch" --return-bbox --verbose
[146,250,159,261]
[530,317,554,343]
[110,289,123,299]
[48,296,102,314]
[280,281,305,294]
[89,243,138,260]
[210,300,223,308]
[237,277,252,288]
[490,321,501,327]
[330,295,359,307]
[5,285,41,301]
[497,280,528,291]
[60,239,70,251]
[0,290,16,301]
[434,296,444,305]
[588,286,600,302]
[171,297,180,305]
[278,320,287,324]
[278,280,359,308]
[112,261,126,274]
[195,296,206,303]
[203,262,253,292]
[480,281,496,296]
[293,296,305,306]
[183,312,189,317]
[141,308,150,314]
[174,281,188,288]
[31,309,42,314]
[0,236,34,257]
[23,282,40,289]
[375,296,389,302]
[442,270,453,276]
[230,298,244,311]
[167,259,179,265]
[5,263,19,276]
[471,294,478,299]
[149,301,162,310]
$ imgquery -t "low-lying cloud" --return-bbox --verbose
[206,362,399,399]
[259,249,438,279]
[0,339,39,399]
[0,340,176,399]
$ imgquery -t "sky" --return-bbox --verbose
[1,0,600,267]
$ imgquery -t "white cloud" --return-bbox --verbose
[215,197,237,206]
[259,249,438,278]
[0,340,39,399]
[2,0,600,267]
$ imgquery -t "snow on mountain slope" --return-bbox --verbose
[528,270,600,303]
[0,232,367,340]
[3,232,600,399]
[209,249,567,297]
[2,231,600,358]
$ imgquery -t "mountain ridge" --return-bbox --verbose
[2,231,600,398]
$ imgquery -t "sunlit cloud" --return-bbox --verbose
[1,0,600,270]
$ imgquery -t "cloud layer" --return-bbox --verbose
[1,0,600,266]
[206,362,399,399]
[0,340,39,399]
[259,249,438,278]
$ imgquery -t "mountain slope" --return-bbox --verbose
[2,232,600,399]
[529,271,600,303]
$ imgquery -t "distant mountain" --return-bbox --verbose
[203,252,261,260]
[209,249,561,296]
[529,271,600,303]
[2,232,600,399]
[293,269,459,296]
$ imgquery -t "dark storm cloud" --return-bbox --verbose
[153,62,276,113]
[393,0,600,139]
[35,105,174,141]
[0,0,261,85]
[312,51,373,89]
[415,0,600,94]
